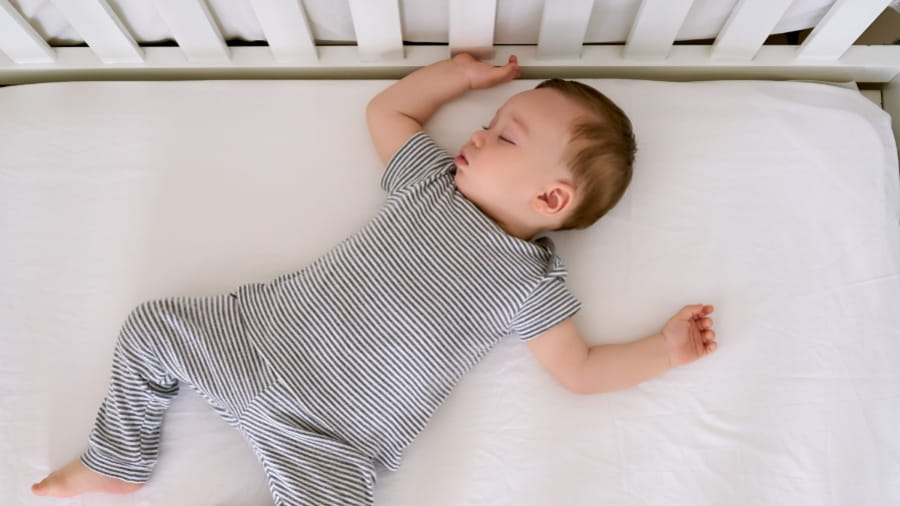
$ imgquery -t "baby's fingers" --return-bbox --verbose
[701,329,717,356]
[677,303,712,321]
[493,55,520,80]
[468,55,519,89]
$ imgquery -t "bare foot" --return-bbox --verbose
[31,459,144,498]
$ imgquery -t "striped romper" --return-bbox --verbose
[81,132,582,505]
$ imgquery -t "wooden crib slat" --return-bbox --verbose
[712,0,793,60]
[249,0,317,62]
[537,0,594,58]
[449,0,496,59]
[0,0,55,63]
[348,0,404,62]
[51,0,143,63]
[798,0,893,60]
[2,45,900,85]
[625,0,696,59]
[154,0,229,63]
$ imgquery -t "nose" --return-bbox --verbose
[471,128,487,148]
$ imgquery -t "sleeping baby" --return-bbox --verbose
[32,53,717,505]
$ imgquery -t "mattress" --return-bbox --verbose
[10,0,837,46]
[1,78,899,506]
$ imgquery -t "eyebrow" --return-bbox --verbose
[510,115,529,137]
[496,108,529,137]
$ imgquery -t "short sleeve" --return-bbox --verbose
[380,131,456,194]
[510,256,582,341]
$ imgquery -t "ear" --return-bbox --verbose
[533,183,575,217]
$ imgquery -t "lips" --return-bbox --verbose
[455,150,468,166]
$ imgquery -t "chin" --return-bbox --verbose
[453,173,467,192]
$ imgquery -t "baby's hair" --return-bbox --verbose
[535,79,636,230]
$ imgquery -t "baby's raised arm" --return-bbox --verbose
[527,305,717,395]
[366,53,519,166]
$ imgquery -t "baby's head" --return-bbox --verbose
[454,79,635,238]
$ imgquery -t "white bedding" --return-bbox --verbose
[1,78,899,506]
[10,0,836,45]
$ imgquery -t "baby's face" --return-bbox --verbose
[453,88,585,226]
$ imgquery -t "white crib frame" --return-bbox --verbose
[1,0,899,150]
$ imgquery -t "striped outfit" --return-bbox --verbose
[83,132,581,505]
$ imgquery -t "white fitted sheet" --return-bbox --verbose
[1,79,899,506]
[10,0,835,45]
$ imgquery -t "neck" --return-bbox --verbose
[457,186,552,241]
[471,199,546,241]
[494,215,544,241]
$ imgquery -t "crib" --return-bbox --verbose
[2,1,899,505]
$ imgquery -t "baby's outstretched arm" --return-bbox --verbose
[527,305,717,395]
[366,53,519,166]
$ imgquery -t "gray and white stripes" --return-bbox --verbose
[238,131,582,471]
[83,295,376,504]
[82,296,269,483]
[83,131,581,505]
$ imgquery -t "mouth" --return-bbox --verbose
[454,151,468,167]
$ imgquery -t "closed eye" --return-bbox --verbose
[481,125,515,145]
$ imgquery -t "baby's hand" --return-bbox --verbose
[452,53,521,90]
[662,304,717,367]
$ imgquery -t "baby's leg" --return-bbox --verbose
[33,296,246,498]
[240,386,377,506]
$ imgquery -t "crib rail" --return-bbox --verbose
[1,0,899,84]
